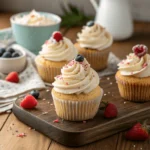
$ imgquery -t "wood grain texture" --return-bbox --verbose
[13,75,150,146]
[0,113,51,150]
[0,13,14,29]
[49,134,118,150]
[0,113,10,130]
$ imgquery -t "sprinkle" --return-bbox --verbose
[66,82,68,85]
[17,133,26,138]
[83,121,86,123]
[28,127,32,130]
[133,145,136,148]
[108,92,110,94]
[48,102,50,104]
[15,130,18,132]
[104,93,107,96]
[110,82,113,85]
[142,63,148,68]
[140,148,142,150]
[50,103,53,105]
[42,112,48,115]
[46,89,50,92]
[124,101,126,104]
[45,40,49,44]
[42,98,46,101]
[107,77,110,80]
[53,119,59,123]
[31,15,35,18]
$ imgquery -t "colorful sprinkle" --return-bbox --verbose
[53,119,60,123]
[83,121,86,123]
[17,133,26,138]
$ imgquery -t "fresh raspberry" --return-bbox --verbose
[5,72,19,83]
[52,31,63,42]
[132,44,148,57]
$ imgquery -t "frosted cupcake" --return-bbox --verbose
[35,31,78,83]
[116,44,150,102]
[52,55,103,121]
[74,21,113,71]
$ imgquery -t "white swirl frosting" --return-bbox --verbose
[77,24,113,50]
[15,10,55,26]
[118,53,150,77]
[52,58,100,94]
[39,37,78,61]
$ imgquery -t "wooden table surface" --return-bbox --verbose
[0,13,150,150]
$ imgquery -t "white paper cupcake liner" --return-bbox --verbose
[52,88,103,121]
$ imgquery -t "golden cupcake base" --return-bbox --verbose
[52,86,103,121]
[35,56,68,83]
[74,43,110,71]
[116,71,150,102]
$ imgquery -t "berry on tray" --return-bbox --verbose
[125,121,149,141]
[20,95,38,109]
[2,52,12,58]
[12,52,20,58]
[102,102,118,118]
[30,90,40,99]
[75,54,84,62]
[0,48,6,56]
[7,47,15,54]
[5,72,19,83]
[86,21,94,27]
[52,31,63,42]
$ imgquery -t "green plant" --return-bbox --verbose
[61,3,94,29]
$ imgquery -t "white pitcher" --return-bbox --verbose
[90,0,133,40]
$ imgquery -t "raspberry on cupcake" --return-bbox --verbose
[35,31,78,83]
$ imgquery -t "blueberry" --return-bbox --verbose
[86,21,94,27]
[7,48,15,53]
[12,52,20,58]
[75,54,84,62]
[0,48,6,57]
[2,52,12,58]
[30,90,40,99]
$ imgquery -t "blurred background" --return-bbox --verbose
[0,0,150,22]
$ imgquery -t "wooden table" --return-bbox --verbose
[0,13,150,150]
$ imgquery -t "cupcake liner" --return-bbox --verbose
[35,56,67,83]
[75,43,110,71]
[52,88,103,121]
[116,73,150,102]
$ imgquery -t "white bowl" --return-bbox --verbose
[0,44,27,74]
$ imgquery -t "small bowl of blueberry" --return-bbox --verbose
[0,44,27,74]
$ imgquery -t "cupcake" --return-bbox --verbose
[35,31,78,83]
[116,44,150,102]
[52,55,103,121]
[74,21,113,71]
